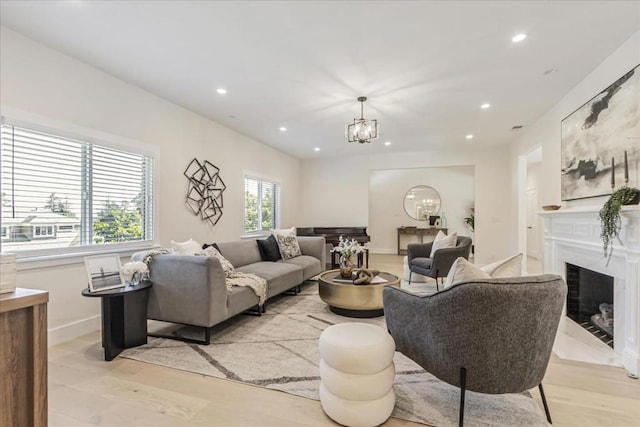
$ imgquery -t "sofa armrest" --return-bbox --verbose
[297,236,326,266]
[146,255,229,327]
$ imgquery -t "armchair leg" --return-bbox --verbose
[408,271,412,285]
[538,383,552,424]
[459,367,466,427]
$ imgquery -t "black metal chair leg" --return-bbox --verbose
[459,367,466,427]
[538,383,552,424]
[408,271,412,284]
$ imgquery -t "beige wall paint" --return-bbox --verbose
[368,166,475,254]
[300,147,512,265]
[0,27,301,344]
[510,30,640,209]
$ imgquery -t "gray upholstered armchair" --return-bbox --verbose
[383,274,567,426]
[407,235,472,290]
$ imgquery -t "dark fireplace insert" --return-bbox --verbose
[565,263,614,348]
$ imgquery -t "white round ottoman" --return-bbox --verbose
[319,323,396,427]
[403,256,427,282]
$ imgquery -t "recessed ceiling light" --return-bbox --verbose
[314,147,320,152]
[512,33,527,43]
[216,88,227,95]
[384,141,391,146]
[465,134,474,140]
[480,103,491,109]
[279,126,287,132]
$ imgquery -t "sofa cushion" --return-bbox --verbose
[217,240,262,267]
[257,235,282,262]
[282,255,321,280]
[410,257,432,270]
[237,262,303,297]
[226,285,260,317]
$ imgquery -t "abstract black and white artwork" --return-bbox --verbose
[184,158,226,226]
[561,64,640,201]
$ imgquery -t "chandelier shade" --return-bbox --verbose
[346,96,379,144]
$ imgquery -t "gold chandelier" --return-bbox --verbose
[346,96,379,144]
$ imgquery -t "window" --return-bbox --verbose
[33,225,54,237]
[1,124,154,254]
[243,176,280,234]
[1,227,6,237]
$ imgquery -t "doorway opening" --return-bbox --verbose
[518,146,542,274]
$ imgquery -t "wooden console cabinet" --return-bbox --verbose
[0,288,49,427]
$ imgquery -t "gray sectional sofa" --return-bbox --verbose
[144,236,325,344]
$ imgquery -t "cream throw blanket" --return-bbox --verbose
[132,247,267,306]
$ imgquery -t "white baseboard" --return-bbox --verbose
[48,315,101,347]
[369,248,399,255]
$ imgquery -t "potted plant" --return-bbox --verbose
[464,208,475,254]
[331,236,364,278]
[599,186,639,261]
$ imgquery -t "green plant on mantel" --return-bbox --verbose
[599,186,640,261]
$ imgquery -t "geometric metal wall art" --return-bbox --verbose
[183,158,226,226]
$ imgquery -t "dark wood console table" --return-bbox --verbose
[82,282,152,361]
[397,227,448,255]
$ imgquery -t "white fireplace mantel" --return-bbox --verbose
[540,205,640,377]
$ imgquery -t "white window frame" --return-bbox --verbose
[33,225,55,238]
[242,173,281,237]
[1,111,158,269]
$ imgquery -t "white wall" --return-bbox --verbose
[0,27,301,344]
[300,147,511,265]
[368,166,474,253]
[509,30,640,262]
[511,30,640,207]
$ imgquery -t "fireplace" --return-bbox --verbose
[565,263,614,347]
[540,205,639,377]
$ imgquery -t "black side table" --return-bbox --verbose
[81,281,152,361]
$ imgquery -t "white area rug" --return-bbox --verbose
[122,282,549,427]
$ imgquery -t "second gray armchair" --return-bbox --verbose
[383,274,567,426]
[407,235,472,290]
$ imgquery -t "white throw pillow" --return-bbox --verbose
[444,257,490,288]
[430,231,458,257]
[480,253,523,278]
[170,238,202,255]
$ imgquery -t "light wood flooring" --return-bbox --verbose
[49,254,640,426]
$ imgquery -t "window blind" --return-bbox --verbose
[243,176,280,233]
[0,124,154,253]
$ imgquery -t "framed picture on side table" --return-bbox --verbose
[84,254,125,293]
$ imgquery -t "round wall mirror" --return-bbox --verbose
[403,185,441,221]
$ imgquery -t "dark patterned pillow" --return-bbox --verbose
[257,235,281,262]
[275,234,302,260]
[202,242,220,253]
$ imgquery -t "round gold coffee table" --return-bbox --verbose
[318,270,400,318]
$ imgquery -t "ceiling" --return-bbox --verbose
[1,1,639,160]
